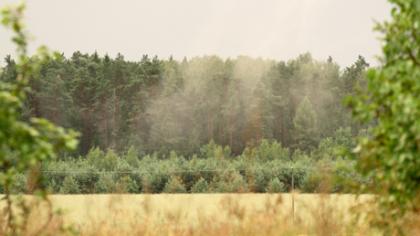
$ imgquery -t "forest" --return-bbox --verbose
[1,53,369,193]
[1,53,368,155]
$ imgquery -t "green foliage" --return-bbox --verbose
[141,172,153,193]
[11,173,27,194]
[60,176,80,194]
[86,147,104,165]
[311,128,353,161]
[163,176,187,193]
[0,48,369,157]
[37,139,364,194]
[302,169,323,193]
[190,177,209,193]
[101,149,119,171]
[247,168,269,192]
[266,178,285,193]
[211,171,249,193]
[293,97,318,151]
[255,139,289,161]
[200,140,231,159]
[0,0,378,203]
[346,0,420,232]
[124,146,140,167]
[0,3,78,234]
[116,176,139,193]
[95,174,115,193]
[229,171,249,193]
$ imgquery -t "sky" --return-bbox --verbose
[0,0,390,67]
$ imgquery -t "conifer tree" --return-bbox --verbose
[293,97,318,151]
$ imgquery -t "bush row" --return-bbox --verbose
[41,157,304,194]
[7,138,365,194]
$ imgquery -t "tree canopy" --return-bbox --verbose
[347,0,420,233]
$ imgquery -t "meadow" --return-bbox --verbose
[45,193,376,236]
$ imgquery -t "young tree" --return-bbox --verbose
[266,178,286,193]
[191,177,209,193]
[60,176,81,194]
[0,3,78,234]
[347,0,420,232]
[293,97,318,151]
[163,176,187,193]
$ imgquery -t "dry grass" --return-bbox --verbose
[5,193,403,235]
[33,193,377,236]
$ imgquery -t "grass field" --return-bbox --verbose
[41,193,377,235]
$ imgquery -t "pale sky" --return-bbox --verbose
[1,0,390,66]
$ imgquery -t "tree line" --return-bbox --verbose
[1,52,369,157]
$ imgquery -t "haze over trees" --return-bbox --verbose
[1,53,368,156]
[0,51,371,195]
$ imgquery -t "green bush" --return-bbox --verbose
[230,171,249,193]
[73,165,100,193]
[266,178,285,193]
[200,141,231,159]
[256,139,289,161]
[38,144,363,194]
[141,172,153,193]
[301,167,334,193]
[95,174,115,193]
[124,146,140,167]
[86,147,104,166]
[211,171,248,193]
[115,176,139,193]
[247,169,269,192]
[143,171,168,193]
[60,176,81,194]
[101,149,119,171]
[11,174,27,194]
[163,176,187,193]
[191,177,209,193]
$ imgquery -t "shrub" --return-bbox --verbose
[230,172,249,193]
[101,149,119,171]
[86,147,104,165]
[124,146,140,168]
[247,169,269,192]
[163,176,187,193]
[211,171,248,193]
[88,148,119,171]
[95,174,115,193]
[266,178,285,193]
[60,176,81,194]
[37,147,356,194]
[141,173,153,193]
[73,165,100,193]
[200,141,231,159]
[11,174,27,193]
[144,171,168,193]
[46,179,60,193]
[191,177,209,193]
[256,139,289,161]
[301,165,334,193]
[115,176,139,193]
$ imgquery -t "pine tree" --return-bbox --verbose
[191,177,209,193]
[266,178,285,193]
[163,176,187,193]
[60,176,81,194]
[95,174,115,193]
[293,97,318,151]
